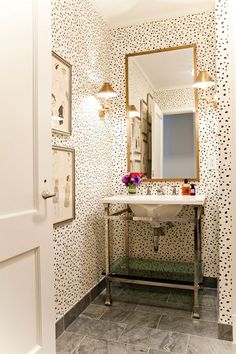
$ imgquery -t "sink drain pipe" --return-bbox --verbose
[153,223,175,252]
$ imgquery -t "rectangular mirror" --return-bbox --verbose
[126,44,199,181]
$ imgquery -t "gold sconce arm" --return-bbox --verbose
[200,89,218,108]
[193,71,218,109]
[97,82,117,119]
[201,96,218,108]
[98,104,109,119]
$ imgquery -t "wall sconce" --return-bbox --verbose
[97,82,117,119]
[127,105,140,119]
[193,70,218,108]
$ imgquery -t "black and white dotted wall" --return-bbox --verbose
[216,0,232,325]
[110,10,220,291]
[155,88,194,112]
[51,0,232,326]
[51,0,113,320]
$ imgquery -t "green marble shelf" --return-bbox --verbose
[110,256,203,283]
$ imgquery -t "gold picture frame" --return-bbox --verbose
[52,146,75,226]
[140,99,148,136]
[147,93,153,124]
[125,44,200,182]
[51,51,72,135]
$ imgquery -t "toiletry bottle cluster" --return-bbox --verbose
[182,179,196,196]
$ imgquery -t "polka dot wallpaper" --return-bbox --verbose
[110,10,219,279]
[216,0,232,325]
[51,0,113,320]
[51,0,232,326]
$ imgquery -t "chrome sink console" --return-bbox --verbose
[101,194,206,319]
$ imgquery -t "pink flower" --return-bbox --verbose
[121,172,145,187]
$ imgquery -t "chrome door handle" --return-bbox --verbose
[42,190,56,199]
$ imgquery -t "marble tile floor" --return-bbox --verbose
[57,284,236,354]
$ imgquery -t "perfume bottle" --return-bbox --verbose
[182,179,190,196]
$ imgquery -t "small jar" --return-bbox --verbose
[190,183,196,196]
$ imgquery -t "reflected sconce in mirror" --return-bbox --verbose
[97,82,117,119]
[193,70,218,108]
[128,105,140,119]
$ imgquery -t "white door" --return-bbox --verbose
[0,1,55,354]
[152,102,163,178]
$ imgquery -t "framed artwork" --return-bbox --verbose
[147,93,153,124]
[52,146,75,226]
[140,99,148,135]
[148,130,152,160]
[131,117,141,154]
[141,138,148,174]
[51,51,72,135]
[130,159,141,172]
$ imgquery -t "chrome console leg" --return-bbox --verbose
[104,203,111,306]
[125,205,129,273]
[192,206,200,319]
[105,277,111,306]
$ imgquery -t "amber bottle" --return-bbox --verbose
[182,179,190,196]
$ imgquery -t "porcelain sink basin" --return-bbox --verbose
[101,195,206,227]
[128,203,182,219]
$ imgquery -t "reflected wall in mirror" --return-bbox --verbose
[126,45,200,181]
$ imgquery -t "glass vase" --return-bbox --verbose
[128,184,137,194]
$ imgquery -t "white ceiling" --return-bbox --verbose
[131,48,194,90]
[89,0,215,27]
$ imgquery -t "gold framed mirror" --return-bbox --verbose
[126,44,200,182]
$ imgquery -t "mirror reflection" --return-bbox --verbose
[127,45,199,181]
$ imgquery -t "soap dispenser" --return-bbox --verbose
[182,179,190,196]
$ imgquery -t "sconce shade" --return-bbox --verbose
[128,104,140,118]
[192,70,215,89]
[97,82,117,99]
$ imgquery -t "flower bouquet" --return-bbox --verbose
[122,172,145,194]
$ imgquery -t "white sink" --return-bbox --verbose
[129,203,182,219]
[102,194,206,206]
[101,195,206,227]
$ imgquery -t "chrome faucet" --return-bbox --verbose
[171,186,178,195]
[146,186,152,195]
[157,186,165,195]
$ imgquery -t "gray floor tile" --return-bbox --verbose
[93,293,107,305]
[200,295,217,308]
[148,350,180,354]
[58,286,223,354]
[135,304,192,318]
[125,311,161,328]
[111,301,138,311]
[164,301,193,312]
[107,341,148,354]
[202,288,218,297]
[148,329,188,353]
[56,331,84,354]
[93,293,138,310]
[74,336,148,354]
[73,336,107,354]
[80,304,107,319]
[138,294,169,307]
[218,323,233,341]
[110,286,125,296]
[187,335,236,354]
[67,317,126,341]
[168,291,193,305]
[199,306,218,322]
[158,315,218,338]
[100,307,131,323]
[121,288,170,305]
[119,325,152,348]
[116,292,146,305]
